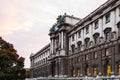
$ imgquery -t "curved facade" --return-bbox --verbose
[30,0,120,78]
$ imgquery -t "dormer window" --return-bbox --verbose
[105,13,110,24]
[86,26,89,34]
[94,20,99,29]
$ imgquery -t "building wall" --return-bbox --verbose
[30,44,50,77]
[30,0,120,78]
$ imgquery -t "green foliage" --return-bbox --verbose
[0,37,25,80]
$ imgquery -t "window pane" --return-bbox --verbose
[118,64,120,74]
[105,13,110,23]
[107,65,111,75]
[77,69,80,76]
[94,52,97,59]
[86,26,89,34]
[105,49,109,56]
[93,67,97,77]
[95,20,99,29]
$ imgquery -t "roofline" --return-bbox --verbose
[69,0,117,33]
[32,43,50,57]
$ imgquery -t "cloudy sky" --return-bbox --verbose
[0,0,108,68]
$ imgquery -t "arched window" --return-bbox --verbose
[118,64,120,74]
[93,67,97,77]
[77,68,80,76]
[85,67,90,76]
[71,69,75,77]
[106,64,111,75]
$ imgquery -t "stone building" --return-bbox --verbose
[30,0,120,78]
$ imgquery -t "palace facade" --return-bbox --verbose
[30,0,120,78]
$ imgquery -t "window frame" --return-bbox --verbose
[105,32,111,41]
[105,13,110,24]
[93,67,97,77]
[105,48,110,56]
[85,54,89,61]
[94,36,99,45]
[118,64,120,74]
[94,20,99,29]
[78,30,81,38]
[106,64,111,75]
[77,68,80,76]
[86,26,89,34]
[71,45,75,53]
[72,35,74,41]
[94,52,98,59]
[77,56,81,63]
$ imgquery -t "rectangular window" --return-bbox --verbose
[94,52,98,59]
[105,13,110,23]
[94,20,99,29]
[78,31,81,38]
[72,35,74,41]
[85,40,89,48]
[105,48,109,56]
[71,69,75,76]
[119,7,120,16]
[119,45,120,53]
[77,56,81,62]
[86,26,89,34]
[105,32,110,41]
[85,54,89,61]
[94,37,99,45]
[77,43,81,51]
[71,45,75,53]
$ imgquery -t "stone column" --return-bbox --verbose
[59,32,61,48]
[61,31,64,49]
[98,51,102,75]
[51,39,53,54]
[111,46,115,74]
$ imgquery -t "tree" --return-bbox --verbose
[0,37,25,80]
